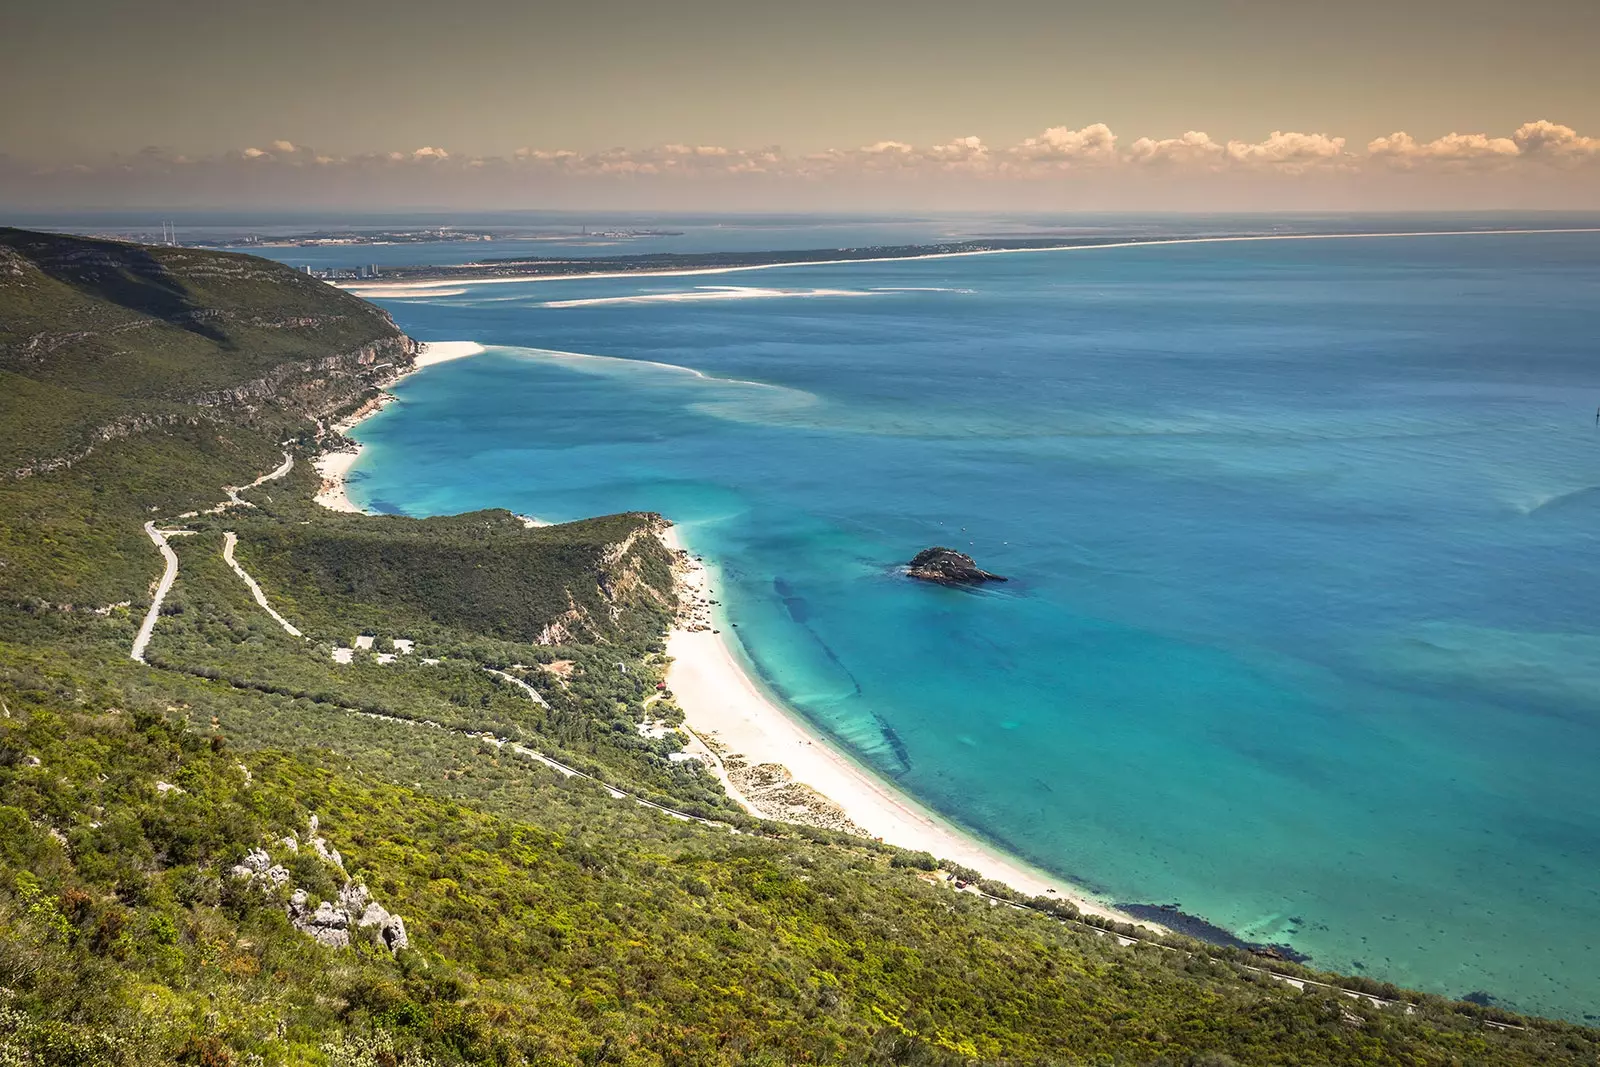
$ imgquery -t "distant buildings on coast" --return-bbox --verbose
[301,264,380,281]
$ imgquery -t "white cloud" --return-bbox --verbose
[1223,131,1347,171]
[1126,131,1225,167]
[1367,121,1599,170]
[1513,120,1600,160]
[19,119,1597,209]
[926,136,990,170]
[1367,130,1519,168]
[1008,123,1118,166]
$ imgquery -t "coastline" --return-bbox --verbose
[313,335,1146,924]
[312,340,485,513]
[338,226,1600,295]
[659,523,1151,928]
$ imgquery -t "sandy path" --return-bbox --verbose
[221,531,304,638]
[130,523,192,662]
[484,667,550,707]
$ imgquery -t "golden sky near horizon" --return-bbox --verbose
[3,0,1598,209]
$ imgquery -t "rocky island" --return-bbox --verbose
[906,546,1008,584]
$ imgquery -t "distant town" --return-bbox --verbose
[224,228,498,249]
[301,264,383,281]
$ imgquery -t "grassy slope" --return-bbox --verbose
[0,228,400,399]
[0,230,1594,1065]
[5,697,1597,1067]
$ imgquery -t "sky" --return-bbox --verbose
[3,0,1598,211]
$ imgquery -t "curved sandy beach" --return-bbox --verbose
[661,525,1144,926]
[313,341,486,513]
[312,338,1146,925]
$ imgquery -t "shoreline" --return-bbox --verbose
[312,340,485,513]
[338,226,1600,295]
[313,337,1154,928]
[659,523,1151,928]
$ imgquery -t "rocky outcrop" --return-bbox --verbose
[230,847,291,889]
[188,335,418,414]
[8,412,209,479]
[285,883,407,951]
[906,547,1008,584]
[4,335,417,480]
[230,815,409,954]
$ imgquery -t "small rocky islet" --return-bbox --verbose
[906,546,1008,585]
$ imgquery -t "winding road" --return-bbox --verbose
[222,531,304,638]
[130,523,190,663]
[131,451,300,659]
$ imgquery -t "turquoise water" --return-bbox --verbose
[347,230,1600,1020]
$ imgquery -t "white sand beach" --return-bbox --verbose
[312,341,487,514]
[660,525,1148,928]
[411,339,485,369]
[313,448,365,513]
[310,339,1144,926]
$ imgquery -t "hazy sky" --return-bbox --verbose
[3,0,1598,210]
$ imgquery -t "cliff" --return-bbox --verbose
[0,227,416,474]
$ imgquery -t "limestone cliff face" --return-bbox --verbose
[5,335,418,480]
[8,412,208,479]
[0,230,422,479]
[0,226,418,476]
[536,515,676,644]
[188,334,419,417]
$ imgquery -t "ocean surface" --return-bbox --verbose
[335,223,1598,1020]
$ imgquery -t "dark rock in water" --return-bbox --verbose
[906,546,1007,584]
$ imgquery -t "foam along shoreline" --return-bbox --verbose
[313,340,486,514]
[338,226,1600,294]
[659,524,1150,929]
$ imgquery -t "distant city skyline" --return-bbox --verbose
[4,0,1598,210]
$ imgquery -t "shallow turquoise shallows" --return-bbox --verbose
[348,231,1600,1021]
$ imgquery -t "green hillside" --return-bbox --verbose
[0,226,412,475]
[0,229,1594,1066]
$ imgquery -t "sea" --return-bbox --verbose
[210,213,1600,1020]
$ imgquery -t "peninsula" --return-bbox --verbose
[344,236,1162,283]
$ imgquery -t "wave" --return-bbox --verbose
[1510,484,1600,515]
[539,285,890,308]
[351,285,469,299]
[501,344,795,392]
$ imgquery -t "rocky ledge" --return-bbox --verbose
[906,547,1008,584]
[230,814,409,953]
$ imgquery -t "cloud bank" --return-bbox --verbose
[4,120,1598,210]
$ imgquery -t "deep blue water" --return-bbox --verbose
[344,227,1600,1020]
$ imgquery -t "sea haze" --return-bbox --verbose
[344,224,1599,1021]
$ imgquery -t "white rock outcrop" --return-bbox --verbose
[229,847,290,889]
[232,815,408,954]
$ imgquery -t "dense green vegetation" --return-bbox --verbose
[1,229,1595,1064]
[0,226,408,473]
